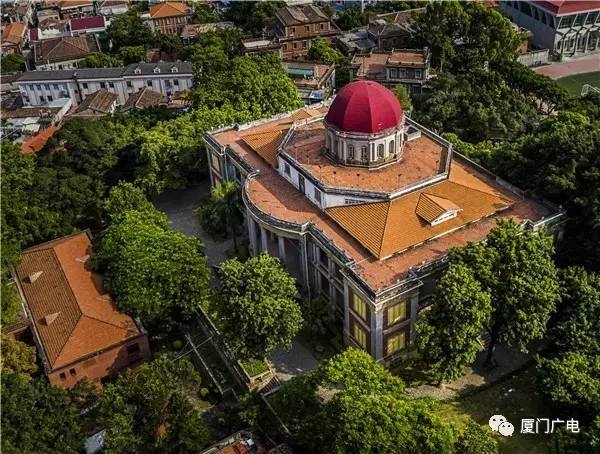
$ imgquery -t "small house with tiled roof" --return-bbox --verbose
[14,231,151,388]
[147,1,191,35]
[119,86,165,112]
[72,88,118,116]
[1,22,27,55]
[33,34,100,70]
[205,80,565,366]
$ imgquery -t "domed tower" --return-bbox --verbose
[324,81,405,168]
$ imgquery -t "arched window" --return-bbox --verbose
[361,146,368,161]
[377,144,384,158]
[389,140,395,155]
[347,144,355,160]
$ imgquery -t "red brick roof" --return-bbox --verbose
[533,1,599,14]
[2,22,26,45]
[15,232,142,369]
[69,15,105,31]
[20,125,60,154]
[149,1,187,19]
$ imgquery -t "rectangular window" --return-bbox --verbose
[47,95,53,101]
[82,82,88,89]
[399,68,407,78]
[320,23,324,30]
[174,79,179,86]
[69,368,76,376]
[386,300,407,326]
[353,323,367,349]
[305,25,310,31]
[127,343,140,355]
[415,69,422,79]
[302,40,307,48]
[390,68,397,78]
[100,82,106,89]
[293,42,298,49]
[59,372,66,380]
[44,84,50,90]
[292,26,296,34]
[52,84,58,90]
[284,162,291,175]
[386,331,406,355]
[313,188,322,204]
[146,80,153,87]
[298,175,305,193]
[109,82,115,88]
[318,247,328,269]
[126,81,132,88]
[320,274,329,298]
[351,292,368,321]
[210,153,221,172]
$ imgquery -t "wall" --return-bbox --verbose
[48,334,151,389]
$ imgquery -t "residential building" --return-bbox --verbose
[349,49,431,93]
[1,99,71,137]
[282,61,336,104]
[36,7,61,25]
[500,1,600,56]
[180,21,236,44]
[147,1,191,35]
[58,0,95,19]
[335,8,424,55]
[204,81,564,365]
[32,35,100,70]
[241,37,283,57]
[14,231,151,389]
[16,61,193,106]
[72,88,118,116]
[1,0,34,25]
[68,16,107,36]
[270,5,340,60]
[96,0,130,16]
[119,86,165,112]
[1,22,27,55]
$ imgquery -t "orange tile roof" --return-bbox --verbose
[2,22,26,45]
[59,0,92,8]
[149,1,187,18]
[285,121,448,193]
[211,108,553,293]
[326,166,512,258]
[15,232,142,369]
[415,193,460,223]
[20,126,60,154]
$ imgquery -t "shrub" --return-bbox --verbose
[172,340,183,350]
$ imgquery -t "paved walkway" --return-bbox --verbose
[152,183,232,267]
[534,54,600,79]
[269,335,320,382]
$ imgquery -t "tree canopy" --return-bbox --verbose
[94,209,211,330]
[1,373,83,453]
[449,220,560,364]
[224,1,283,35]
[0,336,37,381]
[417,264,491,383]
[99,356,213,453]
[217,252,303,359]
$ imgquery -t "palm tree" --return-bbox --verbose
[211,181,243,252]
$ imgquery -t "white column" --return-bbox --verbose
[278,235,286,264]
[260,225,268,253]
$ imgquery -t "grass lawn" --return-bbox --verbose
[556,71,600,95]
[440,366,560,454]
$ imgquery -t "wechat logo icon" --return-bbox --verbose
[489,415,515,436]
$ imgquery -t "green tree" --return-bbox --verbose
[197,181,243,249]
[192,2,219,23]
[82,52,123,68]
[94,211,211,330]
[100,356,213,453]
[307,38,350,86]
[103,181,156,224]
[117,45,146,64]
[217,252,303,359]
[191,53,303,118]
[455,420,499,454]
[450,220,560,365]
[225,1,283,35]
[107,9,154,50]
[153,31,184,59]
[392,84,413,111]
[417,264,491,383]
[1,53,26,73]
[1,373,83,453]
[0,335,37,381]
[334,7,370,31]
[269,349,460,454]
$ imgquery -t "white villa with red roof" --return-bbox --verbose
[205,81,565,365]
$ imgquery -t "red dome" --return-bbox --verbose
[325,81,403,134]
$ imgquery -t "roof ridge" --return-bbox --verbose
[41,248,84,367]
[378,201,393,258]
[447,178,513,204]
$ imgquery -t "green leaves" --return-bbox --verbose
[417,264,491,383]
[217,252,303,359]
[95,209,210,331]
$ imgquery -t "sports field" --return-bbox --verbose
[556,70,600,95]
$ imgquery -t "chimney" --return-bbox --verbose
[28,271,43,283]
